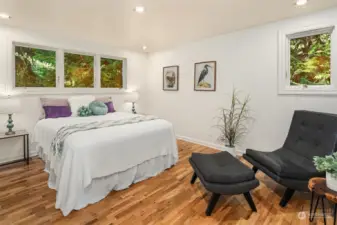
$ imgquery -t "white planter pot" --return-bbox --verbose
[326,172,337,192]
[224,146,236,157]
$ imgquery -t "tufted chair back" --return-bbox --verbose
[283,110,337,160]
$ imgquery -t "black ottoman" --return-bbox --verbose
[189,151,259,216]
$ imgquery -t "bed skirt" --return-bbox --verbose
[38,148,177,215]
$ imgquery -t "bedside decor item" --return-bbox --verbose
[89,101,108,115]
[194,61,216,91]
[163,66,179,91]
[313,152,337,191]
[0,130,30,165]
[216,89,251,156]
[77,106,92,117]
[0,98,21,135]
[125,92,139,114]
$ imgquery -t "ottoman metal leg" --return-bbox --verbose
[206,193,221,216]
[243,192,257,212]
[191,172,198,184]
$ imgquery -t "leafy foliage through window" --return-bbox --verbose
[15,46,56,87]
[100,58,123,88]
[64,53,94,88]
[290,33,331,86]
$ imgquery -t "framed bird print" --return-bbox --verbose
[163,65,179,91]
[194,61,216,91]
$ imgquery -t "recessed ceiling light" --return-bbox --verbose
[142,45,147,51]
[0,13,11,19]
[296,0,308,6]
[134,6,145,13]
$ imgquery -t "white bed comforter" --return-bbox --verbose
[34,112,178,216]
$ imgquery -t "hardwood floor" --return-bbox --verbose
[0,140,332,225]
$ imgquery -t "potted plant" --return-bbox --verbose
[216,89,252,156]
[313,152,337,191]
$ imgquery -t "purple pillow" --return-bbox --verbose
[105,102,115,113]
[43,106,72,119]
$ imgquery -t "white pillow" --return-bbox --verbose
[68,95,95,117]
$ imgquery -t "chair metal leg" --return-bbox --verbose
[190,172,197,184]
[279,188,295,207]
[206,193,221,216]
[243,192,257,212]
[252,166,258,174]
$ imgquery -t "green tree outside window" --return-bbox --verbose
[64,53,94,88]
[290,33,331,86]
[15,46,56,87]
[100,58,123,88]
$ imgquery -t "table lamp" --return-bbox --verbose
[125,92,139,114]
[0,98,21,135]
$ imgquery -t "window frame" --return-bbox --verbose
[63,50,96,89]
[99,55,127,89]
[278,25,336,95]
[12,42,59,91]
[9,42,127,95]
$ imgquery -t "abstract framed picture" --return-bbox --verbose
[163,65,179,91]
[194,61,216,91]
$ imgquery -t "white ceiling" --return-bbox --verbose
[0,0,337,52]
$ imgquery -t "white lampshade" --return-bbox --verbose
[125,92,139,103]
[0,98,21,114]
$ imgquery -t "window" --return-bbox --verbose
[100,57,124,88]
[64,52,94,88]
[290,33,331,86]
[14,44,56,87]
[11,43,127,93]
[278,25,335,95]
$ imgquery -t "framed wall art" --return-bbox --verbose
[163,65,179,91]
[194,61,216,91]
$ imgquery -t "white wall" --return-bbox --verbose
[145,8,337,154]
[0,25,148,163]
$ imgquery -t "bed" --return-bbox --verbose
[34,112,178,216]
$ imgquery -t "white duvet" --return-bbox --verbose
[34,112,178,216]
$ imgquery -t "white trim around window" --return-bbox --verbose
[8,42,127,96]
[278,24,336,95]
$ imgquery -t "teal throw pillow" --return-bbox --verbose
[89,101,108,116]
[78,106,93,117]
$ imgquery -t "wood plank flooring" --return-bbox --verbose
[0,140,332,224]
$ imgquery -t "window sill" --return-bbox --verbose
[278,86,337,95]
[2,88,128,97]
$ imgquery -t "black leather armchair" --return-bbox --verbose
[243,110,337,207]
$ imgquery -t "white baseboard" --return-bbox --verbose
[176,135,245,156]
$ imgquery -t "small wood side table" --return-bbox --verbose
[308,177,337,225]
[0,130,30,166]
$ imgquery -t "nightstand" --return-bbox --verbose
[0,130,30,166]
